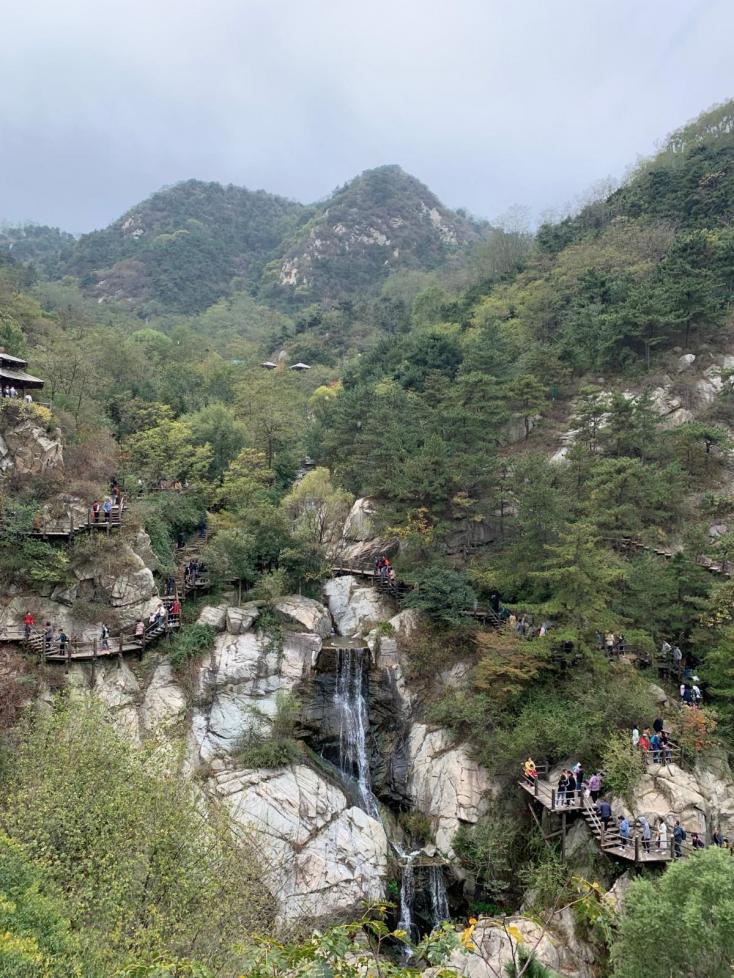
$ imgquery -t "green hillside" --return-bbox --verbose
[14,167,491,316]
[261,164,490,304]
[67,179,311,313]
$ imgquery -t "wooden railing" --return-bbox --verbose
[8,498,126,538]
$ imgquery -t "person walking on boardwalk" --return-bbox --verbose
[103,498,112,523]
[523,757,537,780]
[618,814,631,848]
[23,609,34,640]
[58,629,69,655]
[565,769,577,806]
[656,817,668,852]
[135,619,145,642]
[597,798,613,831]
[637,816,652,853]
[557,770,568,807]
[92,500,101,523]
[673,820,686,858]
[588,771,602,802]
[100,623,110,650]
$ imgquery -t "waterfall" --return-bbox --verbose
[398,852,416,945]
[428,865,450,929]
[333,648,379,818]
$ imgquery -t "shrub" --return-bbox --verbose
[1,701,272,973]
[600,731,646,798]
[235,692,302,769]
[169,624,216,671]
[674,706,718,755]
[403,566,477,627]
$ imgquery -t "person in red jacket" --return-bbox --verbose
[23,610,34,639]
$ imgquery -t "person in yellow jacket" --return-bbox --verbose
[523,757,537,780]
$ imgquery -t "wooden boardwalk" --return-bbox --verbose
[22,613,181,666]
[9,499,126,539]
[519,770,683,864]
[331,557,503,626]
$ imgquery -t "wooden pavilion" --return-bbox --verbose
[0,351,44,394]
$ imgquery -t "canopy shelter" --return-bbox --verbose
[0,366,44,391]
[0,352,30,370]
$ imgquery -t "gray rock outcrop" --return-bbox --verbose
[192,630,321,761]
[407,723,491,855]
[274,595,332,637]
[324,575,392,636]
[212,763,389,927]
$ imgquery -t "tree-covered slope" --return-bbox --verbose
[262,164,490,303]
[0,224,75,278]
[66,179,311,314]
[47,167,489,316]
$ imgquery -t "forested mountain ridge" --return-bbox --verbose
[8,167,490,316]
[0,224,75,277]
[66,179,312,314]
[262,165,491,303]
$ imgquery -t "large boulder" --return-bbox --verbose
[407,723,491,855]
[338,497,398,562]
[196,605,228,630]
[343,497,378,541]
[140,658,186,735]
[226,603,260,634]
[0,409,63,477]
[427,913,594,978]
[274,595,332,637]
[614,756,734,839]
[192,631,321,761]
[324,576,392,637]
[212,764,388,927]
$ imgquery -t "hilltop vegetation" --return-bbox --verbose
[21,166,491,316]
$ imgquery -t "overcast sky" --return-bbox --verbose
[1,0,732,233]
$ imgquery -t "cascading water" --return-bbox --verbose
[333,648,379,818]
[329,646,451,939]
[428,865,450,929]
[397,851,417,944]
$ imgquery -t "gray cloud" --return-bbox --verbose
[1,0,732,231]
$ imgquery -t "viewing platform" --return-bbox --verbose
[519,766,687,865]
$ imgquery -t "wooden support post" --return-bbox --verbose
[527,803,551,848]
[91,640,97,688]
[65,642,71,674]
[634,837,640,866]
[551,788,556,809]
[561,811,567,860]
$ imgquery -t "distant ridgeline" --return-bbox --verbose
[3,166,491,315]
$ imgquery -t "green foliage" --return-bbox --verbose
[404,566,477,627]
[0,832,94,978]
[1,701,272,974]
[453,808,520,905]
[239,915,460,978]
[611,848,734,978]
[235,692,301,769]
[168,624,216,671]
[600,731,646,797]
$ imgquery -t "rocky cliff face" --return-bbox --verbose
[0,405,63,477]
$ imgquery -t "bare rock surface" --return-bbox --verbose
[407,723,491,855]
[212,763,388,927]
[274,595,332,637]
[192,631,321,761]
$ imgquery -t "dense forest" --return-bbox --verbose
[1,99,734,977]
